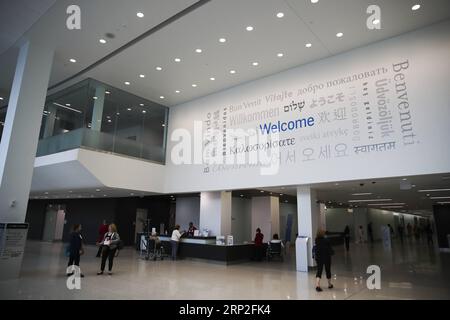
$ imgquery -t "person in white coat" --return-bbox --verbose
[171,225,184,260]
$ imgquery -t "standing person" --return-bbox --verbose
[171,225,184,260]
[343,225,350,252]
[97,224,120,275]
[67,224,84,277]
[397,224,404,244]
[96,220,109,257]
[358,225,365,244]
[425,223,434,245]
[187,222,197,237]
[387,224,394,238]
[314,229,334,292]
[254,228,264,261]
[406,223,412,238]
[367,222,374,243]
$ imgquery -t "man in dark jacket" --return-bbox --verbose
[67,224,84,277]
[314,229,334,292]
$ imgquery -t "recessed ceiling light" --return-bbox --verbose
[219,38,226,43]
[116,112,120,115]
[159,96,165,99]
[229,70,236,74]
[139,103,144,106]
[305,43,312,48]
[276,12,284,18]
[351,193,373,196]
[195,48,202,53]
[246,26,254,31]
[418,188,450,192]
[0,97,4,100]
[107,119,112,123]
[373,19,380,25]
[277,53,284,57]
[162,124,166,127]
[174,58,181,62]
[105,91,111,94]
[192,84,197,87]
[136,12,144,18]
[411,4,421,11]
[69,58,77,63]
[156,66,163,71]
[96,189,101,192]
[66,103,71,107]
[336,32,343,38]
[142,110,147,114]
[127,108,132,111]
[103,194,107,197]
[260,190,264,193]
[99,39,107,44]
[311,0,319,3]
[348,198,392,203]
[93,96,98,100]
[175,90,181,93]
[210,77,215,81]
[124,81,130,85]
[139,74,145,78]
[402,178,407,181]
[252,62,259,66]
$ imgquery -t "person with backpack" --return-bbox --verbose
[67,224,84,277]
[314,229,334,292]
[97,223,121,275]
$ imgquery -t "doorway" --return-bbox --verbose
[42,204,66,242]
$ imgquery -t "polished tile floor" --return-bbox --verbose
[0,238,449,300]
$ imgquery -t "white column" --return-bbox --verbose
[353,207,368,242]
[251,196,280,241]
[91,85,105,131]
[0,40,54,222]
[296,186,320,268]
[199,191,231,236]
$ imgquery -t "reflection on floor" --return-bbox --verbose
[0,238,449,300]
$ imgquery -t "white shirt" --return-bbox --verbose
[171,230,182,242]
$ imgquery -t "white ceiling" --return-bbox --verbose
[1,0,450,106]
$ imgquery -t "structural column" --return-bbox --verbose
[199,191,232,236]
[251,196,280,241]
[90,85,105,131]
[296,186,320,269]
[0,40,54,222]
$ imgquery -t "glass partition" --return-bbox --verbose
[37,78,168,164]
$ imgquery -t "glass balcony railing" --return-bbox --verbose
[36,78,168,164]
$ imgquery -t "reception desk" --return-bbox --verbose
[139,234,254,264]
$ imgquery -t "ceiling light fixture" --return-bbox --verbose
[156,66,163,71]
[305,43,312,48]
[127,108,132,111]
[99,39,107,44]
[311,0,319,3]
[246,26,254,31]
[139,103,144,106]
[52,102,82,113]
[336,32,344,38]
[139,74,145,78]
[142,110,147,114]
[105,91,111,94]
[69,58,77,63]
[351,193,373,196]
[219,38,226,43]
[276,12,284,18]
[195,48,202,53]
[368,203,406,206]
[136,12,144,18]
[175,90,181,93]
[124,81,130,85]
[411,4,421,11]
[209,77,215,81]
[430,196,450,200]
[229,70,236,74]
[192,84,197,87]
[277,53,284,57]
[159,96,165,99]
[252,62,259,66]
[174,58,181,62]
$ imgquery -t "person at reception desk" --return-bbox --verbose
[171,225,184,260]
[187,222,197,237]
[254,228,264,261]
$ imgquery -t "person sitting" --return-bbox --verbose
[270,234,285,248]
[268,234,284,260]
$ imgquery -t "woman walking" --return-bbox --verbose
[314,229,334,292]
[97,224,120,275]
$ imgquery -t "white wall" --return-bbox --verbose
[231,197,252,243]
[165,21,450,193]
[199,191,231,236]
[251,197,277,243]
[175,197,200,230]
